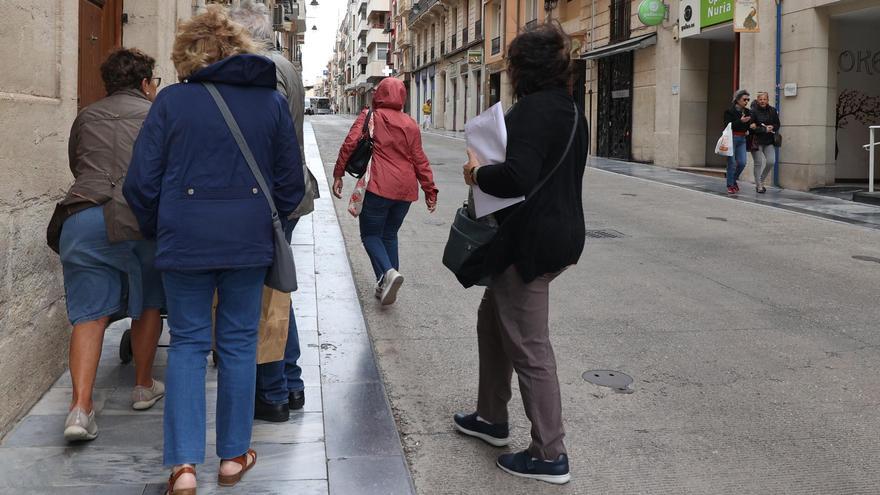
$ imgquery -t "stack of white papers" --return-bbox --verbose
[464,102,525,218]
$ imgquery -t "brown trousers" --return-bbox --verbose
[476,265,566,460]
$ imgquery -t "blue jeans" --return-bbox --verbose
[359,191,411,281]
[726,135,748,187]
[256,219,303,404]
[162,267,267,466]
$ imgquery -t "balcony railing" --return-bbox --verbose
[475,19,482,39]
[491,36,500,55]
[462,28,468,45]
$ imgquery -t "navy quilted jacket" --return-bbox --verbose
[124,54,304,271]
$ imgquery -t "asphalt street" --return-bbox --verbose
[310,114,880,495]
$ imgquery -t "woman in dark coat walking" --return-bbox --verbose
[750,91,782,193]
[723,89,753,195]
[456,23,588,485]
[123,7,303,494]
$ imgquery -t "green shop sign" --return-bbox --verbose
[637,0,667,26]
[702,0,733,27]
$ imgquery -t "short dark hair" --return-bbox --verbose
[507,23,572,98]
[100,48,156,95]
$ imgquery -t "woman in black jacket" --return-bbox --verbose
[749,92,781,193]
[456,23,587,485]
[723,89,753,194]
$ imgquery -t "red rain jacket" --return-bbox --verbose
[334,78,438,203]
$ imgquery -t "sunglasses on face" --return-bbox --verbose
[150,77,162,87]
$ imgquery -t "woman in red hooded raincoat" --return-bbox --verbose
[333,78,438,305]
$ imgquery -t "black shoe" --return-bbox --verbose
[289,390,305,411]
[453,412,510,447]
[254,397,289,422]
[496,451,571,485]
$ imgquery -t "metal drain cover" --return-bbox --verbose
[582,370,634,394]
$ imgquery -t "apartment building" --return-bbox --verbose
[335,0,393,111]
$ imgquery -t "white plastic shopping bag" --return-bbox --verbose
[715,123,734,157]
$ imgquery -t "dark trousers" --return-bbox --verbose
[476,265,566,460]
[256,218,303,404]
[358,191,411,281]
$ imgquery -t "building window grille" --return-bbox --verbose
[610,0,631,43]
[491,36,500,55]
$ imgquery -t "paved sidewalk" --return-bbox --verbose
[0,122,414,494]
[590,157,880,230]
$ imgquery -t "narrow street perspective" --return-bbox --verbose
[314,114,880,494]
[2,0,880,494]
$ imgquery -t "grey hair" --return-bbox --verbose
[229,0,274,47]
[732,89,750,105]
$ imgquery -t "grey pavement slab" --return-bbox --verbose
[0,120,413,494]
[312,115,880,494]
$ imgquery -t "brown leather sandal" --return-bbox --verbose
[165,465,196,495]
[217,448,257,487]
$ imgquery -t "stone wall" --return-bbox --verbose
[0,0,79,437]
[0,1,191,438]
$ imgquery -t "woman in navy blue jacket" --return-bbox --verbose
[123,7,303,494]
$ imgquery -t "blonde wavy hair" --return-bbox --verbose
[172,5,259,81]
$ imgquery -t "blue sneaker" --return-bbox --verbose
[496,450,571,485]
[453,412,510,447]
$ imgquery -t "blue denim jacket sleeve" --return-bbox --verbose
[123,95,167,239]
[272,94,305,217]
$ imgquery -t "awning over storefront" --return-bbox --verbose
[581,33,657,60]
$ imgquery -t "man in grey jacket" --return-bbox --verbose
[231,0,318,422]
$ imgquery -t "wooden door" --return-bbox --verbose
[78,0,123,110]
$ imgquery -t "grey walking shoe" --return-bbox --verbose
[132,379,165,410]
[64,407,98,442]
[380,269,404,306]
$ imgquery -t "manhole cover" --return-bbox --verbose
[706,217,727,222]
[853,255,880,264]
[585,229,625,239]
[582,370,634,394]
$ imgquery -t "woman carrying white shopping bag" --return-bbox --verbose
[722,89,753,195]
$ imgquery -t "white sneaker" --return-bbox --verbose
[380,269,404,306]
[64,407,98,442]
[131,379,165,410]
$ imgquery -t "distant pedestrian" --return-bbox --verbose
[230,0,318,424]
[123,7,304,494]
[47,47,166,443]
[749,91,781,193]
[422,98,432,129]
[457,23,587,485]
[724,89,752,195]
[333,78,438,305]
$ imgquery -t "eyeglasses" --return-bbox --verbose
[150,77,162,87]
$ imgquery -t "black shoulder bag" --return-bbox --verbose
[344,109,374,178]
[442,102,579,288]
